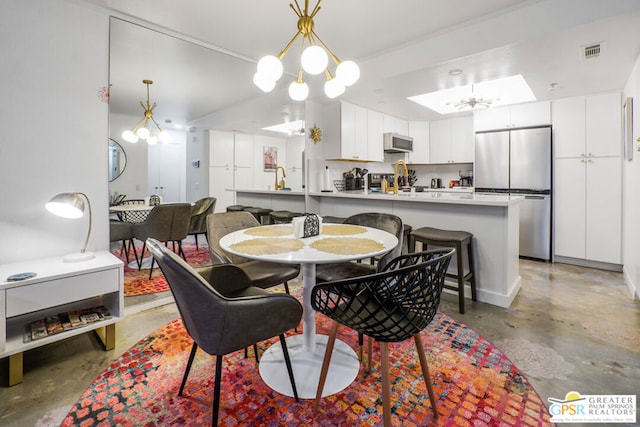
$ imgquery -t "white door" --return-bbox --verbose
[148,140,186,202]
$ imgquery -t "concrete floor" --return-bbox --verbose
[0,259,638,426]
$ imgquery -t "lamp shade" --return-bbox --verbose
[288,80,309,101]
[122,130,139,143]
[257,55,284,81]
[46,192,95,262]
[324,78,345,99]
[301,45,328,75]
[46,193,84,218]
[336,60,360,87]
[253,72,276,93]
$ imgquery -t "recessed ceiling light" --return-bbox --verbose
[448,68,463,76]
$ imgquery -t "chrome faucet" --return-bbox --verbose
[393,160,409,195]
[275,166,286,190]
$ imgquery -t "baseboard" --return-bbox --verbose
[623,267,639,300]
[553,255,623,272]
[472,275,522,309]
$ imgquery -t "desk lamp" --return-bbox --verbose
[46,192,95,262]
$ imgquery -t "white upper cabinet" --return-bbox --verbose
[407,121,430,163]
[323,101,384,162]
[553,92,621,158]
[367,109,385,162]
[383,113,409,136]
[429,116,474,164]
[586,92,622,157]
[474,101,551,131]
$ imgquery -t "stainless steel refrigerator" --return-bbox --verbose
[475,126,552,261]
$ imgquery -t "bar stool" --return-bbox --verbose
[270,210,303,224]
[244,207,273,224]
[409,226,477,314]
[226,205,248,212]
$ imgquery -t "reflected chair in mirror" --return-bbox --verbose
[117,199,148,223]
[147,238,302,427]
[133,203,191,279]
[187,197,217,248]
[311,248,454,426]
[206,212,299,295]
[109,220,140,268]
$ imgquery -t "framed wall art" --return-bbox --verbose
[263,146,277,171]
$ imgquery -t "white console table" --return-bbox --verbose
[0,251,124,386]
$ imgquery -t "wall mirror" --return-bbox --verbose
[108,138,127,182]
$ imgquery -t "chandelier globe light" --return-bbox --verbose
[122,80,172,144]
[254,0,360,101]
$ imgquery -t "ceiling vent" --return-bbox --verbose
[583,43,601,59]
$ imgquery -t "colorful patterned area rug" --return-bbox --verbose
[112,238,211,297]
[62,293,553,426]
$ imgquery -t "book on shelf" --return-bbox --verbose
[26,306,113,342]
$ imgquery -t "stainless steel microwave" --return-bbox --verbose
[383,132,413,153]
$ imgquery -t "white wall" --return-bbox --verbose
[0,0,109,264]
[623,53,640,299]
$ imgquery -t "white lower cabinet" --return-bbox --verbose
[554,156,621,264]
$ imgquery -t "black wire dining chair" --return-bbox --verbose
[311,248,454,427]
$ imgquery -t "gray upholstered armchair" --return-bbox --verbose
[132,203,191,278]
[187,197,216,248]
[205,211,300,293]
[147,238,302,426]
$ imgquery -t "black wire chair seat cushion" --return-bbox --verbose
[311,249,454,343]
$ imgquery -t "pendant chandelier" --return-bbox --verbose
[122,80,171,144]
[253,0,360,101]
[448,84,494,111]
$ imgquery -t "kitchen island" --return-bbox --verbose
[232,188,306,213]
[306,191,523,308]
[228,188,523,308]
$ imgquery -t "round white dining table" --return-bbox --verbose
[219,223,398,399]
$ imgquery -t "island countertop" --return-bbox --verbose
[309,190,524,207]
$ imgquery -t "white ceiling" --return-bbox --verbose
[84,0,640,134]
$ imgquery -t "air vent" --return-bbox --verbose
[583,44,601,59]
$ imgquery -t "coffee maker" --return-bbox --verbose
[459,170,473,187]
[430,178,442,189]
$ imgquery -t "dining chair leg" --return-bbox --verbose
[179,342,198,396]
[367,336,373,372]
[414,334,439,419]
[148,258,155,280]
[194,233,199,248]
[253,343,260,362]
[357,333,363,362]
[314,321,339,411]
[177,241,187,262]
[129,238,140,269]
[212,354,223,427]
[138,241,147,271]
[279,334,299,401]
[380,342,391,427]
[283,281,291,295]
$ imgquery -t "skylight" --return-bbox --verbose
[408,75,536,114]
[262,119,305,135]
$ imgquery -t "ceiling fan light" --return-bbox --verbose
[324,78,345,99]
[159,130,172,144]
[301,45,328,75]
[136,127,150,139]
[122,130,139,143]
[257,55,283,81]
[288,80,309,101]
[253,72,276,92]
[336,60,360,86]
